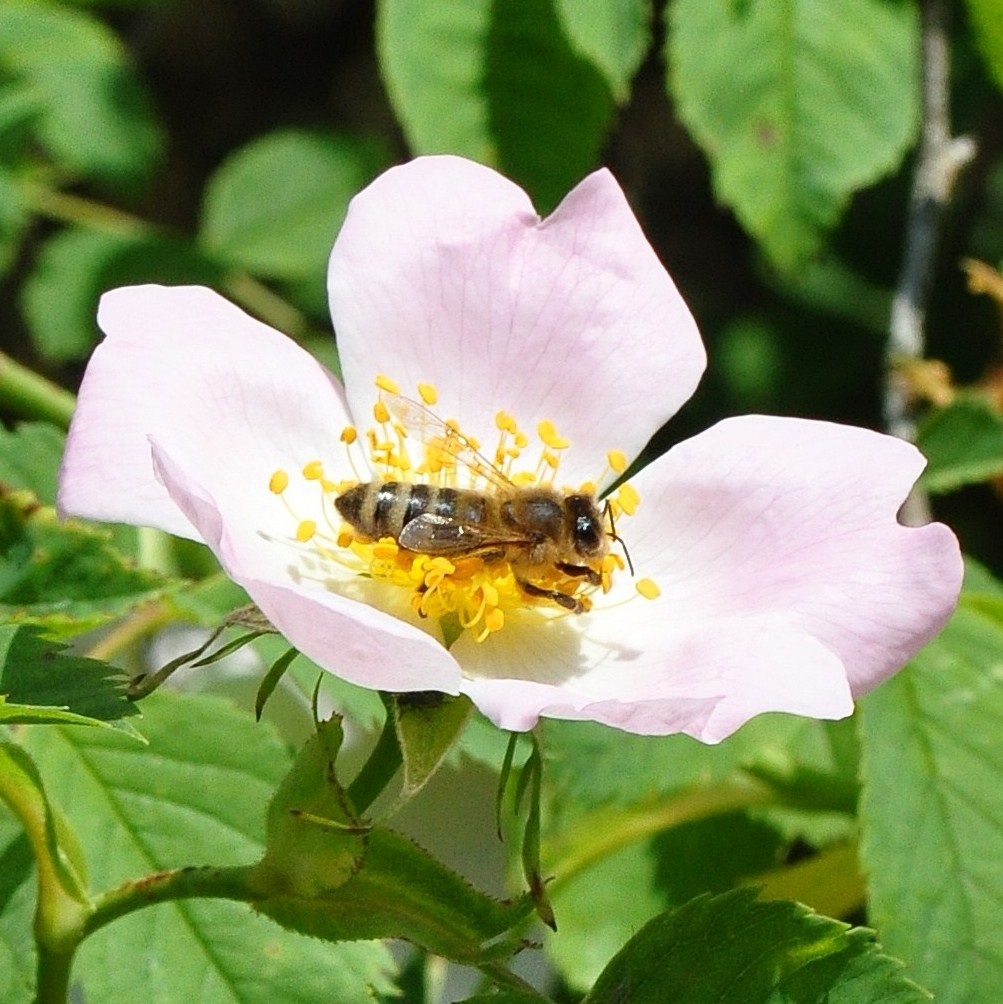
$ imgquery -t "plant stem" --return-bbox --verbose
[0,351,77,428]
[18,179,312,343]
[84,865,259,937]
[34,944,75,1004]
[885,0,975,518]
[0,744,91,1004]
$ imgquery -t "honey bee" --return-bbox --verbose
[334,395,624,613]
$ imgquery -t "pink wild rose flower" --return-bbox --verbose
[58,155,962,742]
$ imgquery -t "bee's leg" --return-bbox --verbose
[518,579,584,613]
[555,562,601,586]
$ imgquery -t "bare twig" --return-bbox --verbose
[885,0,975,524]
[885,0,975,459]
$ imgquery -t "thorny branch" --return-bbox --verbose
[885,0,975,521]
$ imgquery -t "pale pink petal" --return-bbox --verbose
[59,285,352,540]
[457,602,852,741]
[328,155,705,487]
[624,415,962,696]
[149,442,463,693]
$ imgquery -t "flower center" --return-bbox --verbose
[270,376,658,646]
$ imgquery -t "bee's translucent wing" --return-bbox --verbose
[383,393,514,491]
[398,513,530,556]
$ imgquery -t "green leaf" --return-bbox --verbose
[0,492,172,639]
[542,712,807,817]
[0,624,137,726]
[0,423,64,505]
[200,129,390,279]
[859,585,1003,1003]
[553,0,650,102]
[393,692,474,803]
[667,0,919,268]
[21,227,224,363]
[916,395,1003,493]
[376,0,613,211]
[0,2,163,186]
[965,0,1003,93]
[584,889,930,1004]
[21,692,396,1003]
[0,809,35,1004]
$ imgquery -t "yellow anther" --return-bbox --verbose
[375,374,400,394]
[607,449,628,473]
[495,410,517,433]
[296,520,317,542]
[514,432,529,448]
[484,608,505,633]
[340,425,358,444]
[336,529,353,549]
[617,483,640,517]
[269,470,289,494]
[538,418,570,450]
[372,541,399,561]
[302,460,324,481]
[418,382,438,405]
[320,478,337,494]
[542,451,559,470]
[636,578,661,600]
[373,400,391,424]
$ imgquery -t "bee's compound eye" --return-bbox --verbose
[567,494,605,556]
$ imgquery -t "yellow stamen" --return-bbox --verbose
[607,449,628,473]
[617,483,640,517]
[372,540,399,561]
[270,376,644,645]
[484,608,504,633]
[538,418,570,450]
[636,578,660,600]
[496,410,517,433]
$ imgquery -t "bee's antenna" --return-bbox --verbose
[603,499,635,577]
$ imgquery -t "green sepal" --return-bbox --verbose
[255,824,534,965]
[518,736,554,930]
[254,647,298,721]
[250,715,533,964]
[254,717,367,899]
[392,691,473,803]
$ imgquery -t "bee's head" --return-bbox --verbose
[566,494,608,559]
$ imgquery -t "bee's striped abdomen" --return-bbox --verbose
[335,481,491,544]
